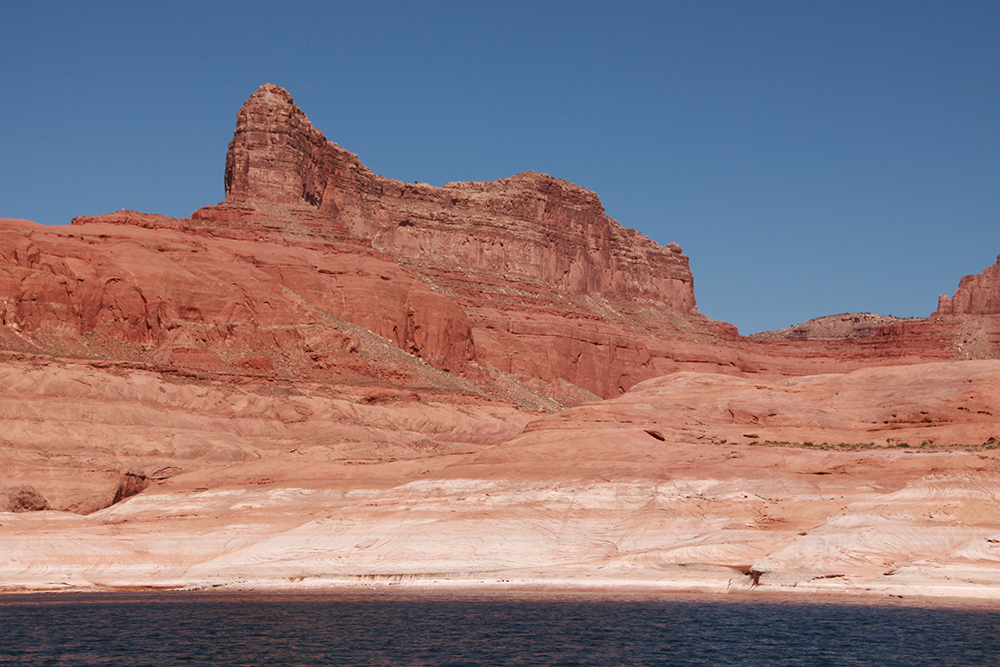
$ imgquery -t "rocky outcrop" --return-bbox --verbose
[0,211,480,387]
[1,485,50,512]
[4,84,985,405]
[0,354,533,513]
[935,256,1000,316]
[750,313,910,341]
[5,84,992,404]
[224,84,696,311]
[3,358,1000,596]
[226,84,348,209]
[216,85,757,399]
[5,83,1000,598]
[0,206,730,403]
[220,84,997,395]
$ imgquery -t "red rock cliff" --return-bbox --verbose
[4,83,975,410]
[224,84,696,312]
[935,256,1000,316]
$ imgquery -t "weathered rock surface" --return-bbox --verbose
[3,83,1000,598]
[2,360,999,597]
[749,257,1000,363]
[1,85,982,407]
[935,255,1000,316]
[226,84,697,310]
[924,257,1000,361]
[750,313,911,341]
[0,355,532,514]
[0,209,595,420]
[215,84,997,395]
[214,84,747,399]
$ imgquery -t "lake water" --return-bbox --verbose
[1,590,998,666]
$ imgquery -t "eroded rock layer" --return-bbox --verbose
[3,84,986,407]
[225,84,697,310]
[2,360,999,597]
[3,83,1000,598]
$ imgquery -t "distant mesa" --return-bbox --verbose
[750,313,911,342]
[934,254,1000,317]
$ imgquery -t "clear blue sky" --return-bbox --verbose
[2,1,997,334]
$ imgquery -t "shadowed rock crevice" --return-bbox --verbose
[3,485,51,512]
[110,472,150,506]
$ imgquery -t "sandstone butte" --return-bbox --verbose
[2,83,1000,599]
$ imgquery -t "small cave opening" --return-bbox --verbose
[110,472,150,506]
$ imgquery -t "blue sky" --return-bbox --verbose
[1,1,997,334]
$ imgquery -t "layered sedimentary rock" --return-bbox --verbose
[936,256,1000,316]
[0,84,749,406]
[215,84,729,400]
[2,83,978,406]
[4,83,1000,598]
[225,84,696,310]
[927,257,1000,360]
[0,82,988,411]
[750,313,909,341]
[0,212,483,386]
[0,354,530,514]
[747,256,1000,363]
[3,360,999,596]
[214,84,979,396]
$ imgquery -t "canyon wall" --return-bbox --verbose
[224,84,696,312]
[4,84,1000,598]
[3,84,986,406]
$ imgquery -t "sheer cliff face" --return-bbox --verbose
[936,256,1000,316]
[224,84,696,312]
[225,84,334,208]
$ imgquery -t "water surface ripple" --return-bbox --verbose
[1,591,997,666]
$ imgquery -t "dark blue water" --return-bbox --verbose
[1,590,998,666]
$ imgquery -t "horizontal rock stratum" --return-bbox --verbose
[225,84,697,309]
[2,357,999,597]
[1,84,999,598]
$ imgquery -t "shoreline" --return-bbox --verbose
[5,573,1000,603]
